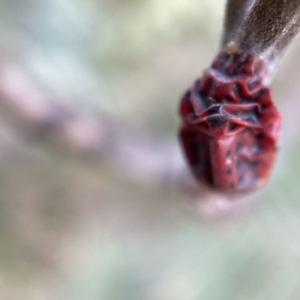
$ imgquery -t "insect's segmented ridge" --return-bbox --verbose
[179,51,281,192]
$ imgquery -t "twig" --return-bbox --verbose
[222,0,300,81]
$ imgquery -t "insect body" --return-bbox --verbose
[179,51,281,192]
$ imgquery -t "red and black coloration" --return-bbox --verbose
[179,50,281,192]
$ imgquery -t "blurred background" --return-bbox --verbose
[1,0,300,299]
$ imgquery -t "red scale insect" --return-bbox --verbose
[179,50,281,192]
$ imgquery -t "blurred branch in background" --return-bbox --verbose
[0,65,185,187]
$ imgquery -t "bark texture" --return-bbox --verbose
[221,0,300,81]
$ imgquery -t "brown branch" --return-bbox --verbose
[221,0,253,47]
[221,0,300,80]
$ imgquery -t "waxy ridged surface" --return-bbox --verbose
[179,51,281,192]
